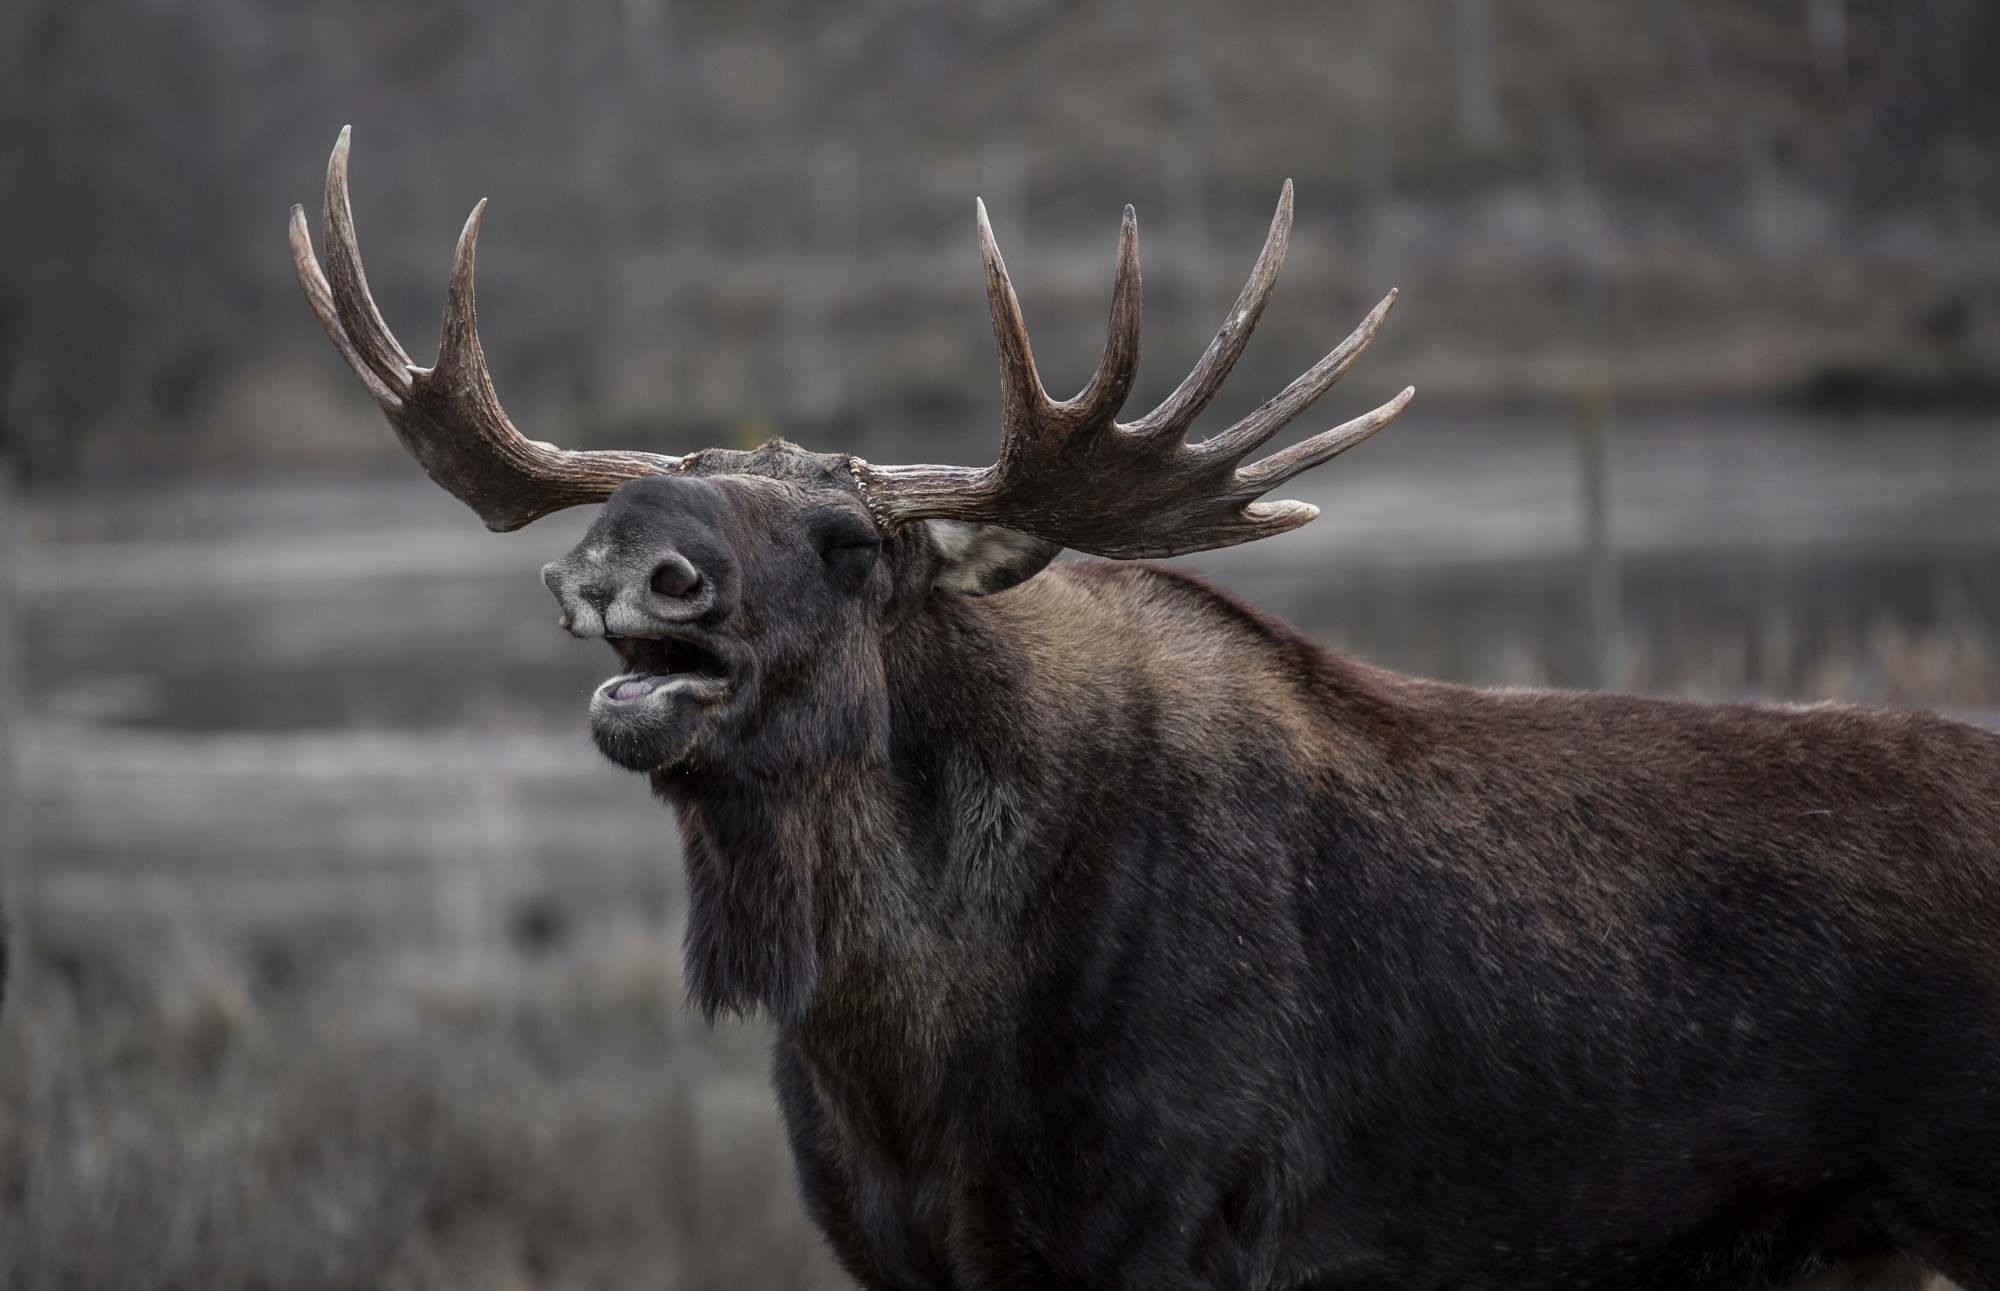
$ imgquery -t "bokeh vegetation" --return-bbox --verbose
[4,3,2000,1286]
[3,0,1998,480]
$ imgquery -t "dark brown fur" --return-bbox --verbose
[294,132,1998,1285]
[540,461,2000,1291]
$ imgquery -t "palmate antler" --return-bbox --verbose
[854,188,1413,558]
[292,129,1412,557]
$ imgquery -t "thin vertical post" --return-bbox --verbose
[1355,0,1399,288]
[0,452,29,1041]
[1576,385,1621,691]
[781,137,858,434]
[1161,0,1214,358]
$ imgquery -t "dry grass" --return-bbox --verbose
[0,934,850,1291]
[1624,618,2000,713]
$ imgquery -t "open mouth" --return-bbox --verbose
[598,634,733,703]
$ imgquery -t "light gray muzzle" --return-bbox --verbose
[543,545,714,639]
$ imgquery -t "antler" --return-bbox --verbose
[289,128,683,531]
[853,182,1413,559]
[293,131,1408,554]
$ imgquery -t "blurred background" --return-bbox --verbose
[2,0,1998,1285]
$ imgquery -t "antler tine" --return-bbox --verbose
[430,198,512,435]
[1215,386,1415,549]
[400,195,556,492]
[980,197,1143,443]
[977,198,1059,436]
[1125,180,1292,442]
[290,204,401,410]
[322,127,416,395]
[1197,288,1399,466]
[292,129,683,532]
[1061,204,1142,429]
[1236,385,1416,495]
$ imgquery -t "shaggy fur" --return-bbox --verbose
[541,446,2000,1291]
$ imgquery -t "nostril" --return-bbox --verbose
[649,556,701,599]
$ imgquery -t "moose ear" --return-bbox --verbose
[926,520,1060,596]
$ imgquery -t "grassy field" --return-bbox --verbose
[4,408,1999,1286]
[1,945,846,1289]
[5,722,856,1289]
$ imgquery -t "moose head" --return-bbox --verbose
[290,128,1410,790]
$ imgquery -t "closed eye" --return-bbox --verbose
[813,511,882,561]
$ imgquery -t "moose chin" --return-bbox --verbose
[294,127,1999,1291]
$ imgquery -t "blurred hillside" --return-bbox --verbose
[3,0,1998,481]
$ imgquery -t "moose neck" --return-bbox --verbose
[655,573,1090,1051]
[659,559,1360,1074]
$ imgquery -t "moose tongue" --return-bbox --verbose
[614,678,657,701]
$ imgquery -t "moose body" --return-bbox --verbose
[293,130,2000,1289]
[773,556,2000,1290]
[618,493,2000,1290]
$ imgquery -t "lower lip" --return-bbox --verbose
[596,673,729,705]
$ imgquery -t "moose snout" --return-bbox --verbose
[543,542,718,640]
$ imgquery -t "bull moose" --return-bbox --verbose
[292,129,2000,1291]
